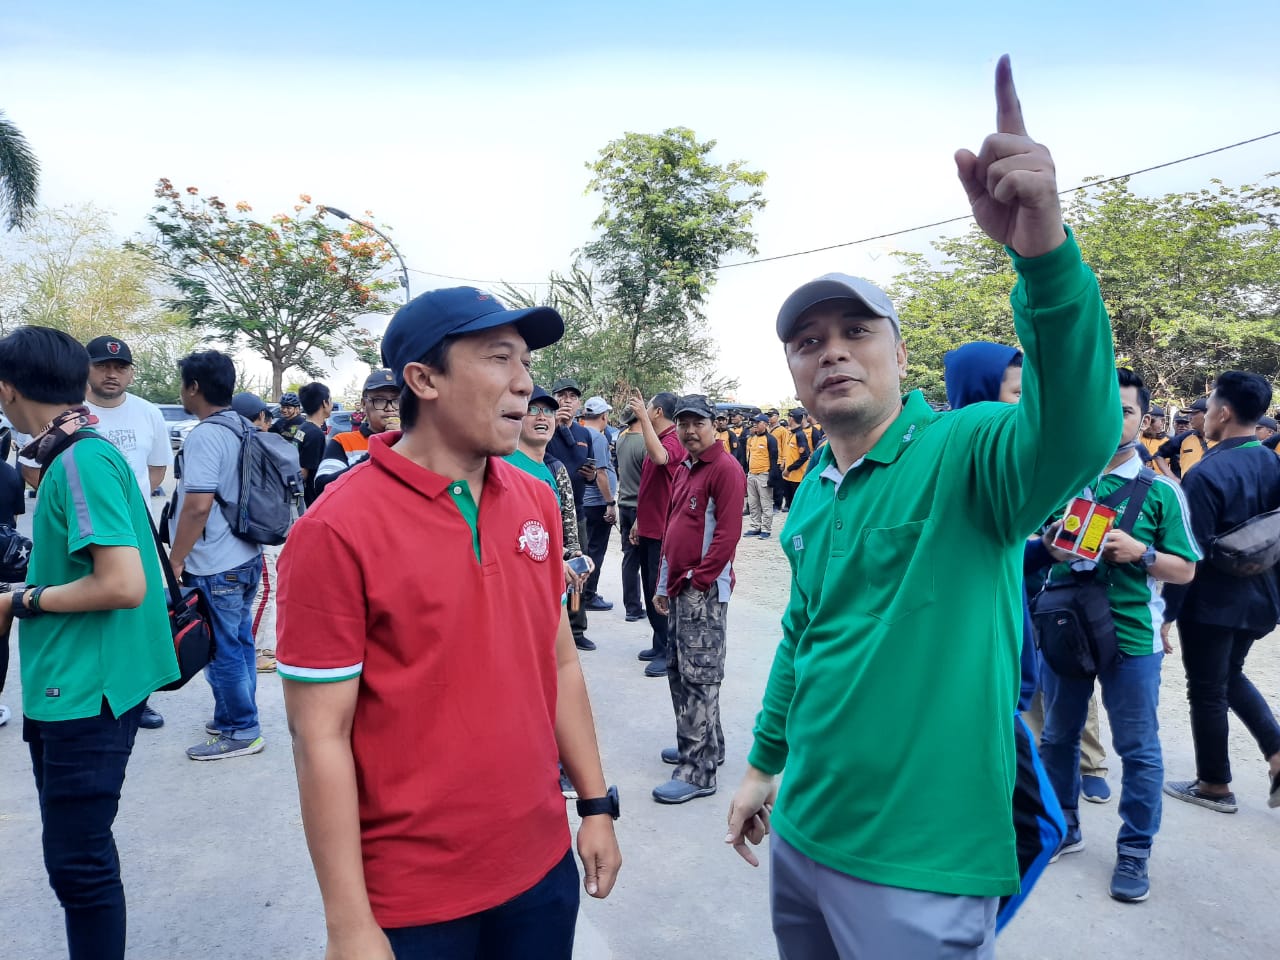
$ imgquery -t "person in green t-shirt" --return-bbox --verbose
[1037,368,1199,903]
[0,325,177,960]
[725,58,1123,957]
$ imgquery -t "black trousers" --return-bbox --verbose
[637,535,668,655]
[1177,618,1280,785]
[780,479,801,510]
[617,506,644,617]
[582,505,613,601]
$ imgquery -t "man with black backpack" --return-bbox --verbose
[1037,368,1199,903]
[168,350,267,761]
[0,326,177,960]
[1161,371,1280,814]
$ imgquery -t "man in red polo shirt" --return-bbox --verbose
[653,394,746,803]
[626,389,684,677]
[276,287,622,960]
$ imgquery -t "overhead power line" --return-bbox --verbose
[408,129,1280,287]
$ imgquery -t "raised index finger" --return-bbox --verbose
[994,54,1028,137]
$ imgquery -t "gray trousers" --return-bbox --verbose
[771,836,998,960]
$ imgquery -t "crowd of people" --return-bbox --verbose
[1,56,1279,960]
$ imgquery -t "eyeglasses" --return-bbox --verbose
[367,397,400,411]
[526,407,557,418]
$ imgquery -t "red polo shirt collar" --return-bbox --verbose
[368,430,510,499]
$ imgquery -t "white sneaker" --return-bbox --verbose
[0,703,11,726]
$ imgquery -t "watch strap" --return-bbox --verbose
[575,785,619,820]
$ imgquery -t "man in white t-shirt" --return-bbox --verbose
[84,336,173,499]
[84,334,174,730]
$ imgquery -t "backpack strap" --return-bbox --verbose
[194,411,249,509]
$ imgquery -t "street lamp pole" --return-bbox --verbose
[322,206,411,303]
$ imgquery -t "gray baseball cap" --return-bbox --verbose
[776,273,900,341]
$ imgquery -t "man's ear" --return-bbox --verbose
[401,362,442,403]
[895,337,909,378]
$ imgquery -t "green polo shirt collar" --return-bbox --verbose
[812,390,937,483]
[447,479,481,562]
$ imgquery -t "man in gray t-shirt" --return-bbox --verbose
[168,350,266,762]
[615,409,647,621]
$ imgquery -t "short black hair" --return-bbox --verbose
[398,335,459,431]
[299,381,331,416]
[1214,371,1272,425]
[0,326,89,405]
[1006,351,1024,369]
[1116,368,1150,416]
[179,350,236,408]
[651,392,678,422]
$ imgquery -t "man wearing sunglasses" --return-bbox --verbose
[313,369,401,497]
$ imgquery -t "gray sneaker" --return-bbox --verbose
[1163,779,1237,813]
[186,735,265,761]
[205,720,222,736]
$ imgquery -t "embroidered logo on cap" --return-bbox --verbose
[518,519,550,562]
[108,341,121,355]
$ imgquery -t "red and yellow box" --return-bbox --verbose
[1053,498,1117,561]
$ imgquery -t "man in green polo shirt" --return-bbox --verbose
[724,58,1122,956]
[1037,368,1198,903]
[0,325,177,960]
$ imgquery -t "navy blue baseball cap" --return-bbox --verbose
[381,286,564,386]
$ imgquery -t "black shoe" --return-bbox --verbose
[574,636,597,651]
[138,705,165,729]
[661,746,725,766]
[637,647,660,661]
[625,612,645,622]
[584,596,614,611]
[644,657,668,677]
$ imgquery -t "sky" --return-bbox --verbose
[3,1,1279,403]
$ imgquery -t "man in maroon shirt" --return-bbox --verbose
[652,395,746,803]
[626,389,684,678]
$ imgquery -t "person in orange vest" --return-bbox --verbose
[779,408,812,511]
[1154,397,1215,480]
[1138,404,1173,477]
[767,409,789,512]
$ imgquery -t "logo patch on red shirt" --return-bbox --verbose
[518,519,550,562]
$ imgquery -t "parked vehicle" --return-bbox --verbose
[160,403,199,451]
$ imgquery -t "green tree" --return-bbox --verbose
[0,110,39,231]
[574,127,766,396]
[890,176,1280,405]
[0,205,193,393]
[139,181,399,397]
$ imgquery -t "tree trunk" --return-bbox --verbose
[271,364,285,400]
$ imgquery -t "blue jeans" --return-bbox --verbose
[1040,651,1164,857]
[24,699,143,960]
[383,849,579,959]
[189,555,262,740]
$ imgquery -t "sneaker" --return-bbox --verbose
[186,735,265,761]
[1163,779,1237,813]
[0,703,10,727]
[574,636,596,651]
[204,720,222,736]
[584,596,614,611]
[644,657,668,678]
[661,746,724,766]
[1269,769,1280,810]
[742,529,760,538]
[1081,774,1112,804]
[1049,828,1085,863]
[637,647,660,661]
[256,651,277,673]
[652,779,717,804]
[625,612,646,622]
[559,771,578,800]
[758,532,772,540]
[1110,855,1150,902]
[138,705,165,729]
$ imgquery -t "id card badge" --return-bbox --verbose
[1053,497,1117,561]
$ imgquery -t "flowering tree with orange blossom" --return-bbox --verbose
[139,180,398,396]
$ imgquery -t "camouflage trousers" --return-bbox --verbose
[666,583,728,788]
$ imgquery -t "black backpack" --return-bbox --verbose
[168,412,303,546]
[1030,469,1155,680]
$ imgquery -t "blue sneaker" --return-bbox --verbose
[758,532,772,540]
[1082,774,1112,804]
[652,779,716,804]
[742,529,760,538]
[1110,855,1150,902]
[1050,827,1085,863]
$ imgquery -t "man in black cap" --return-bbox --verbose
[270,392,304,438]
[1139,403,1169,475]
[1155,397,1214,480]
[84,334,174,729]
[231,392,274,432]
[652,395,745,804]
[277,286,620,958]
[313,369,400,495]
[1255,415,1277,444]
[547,376,597,649]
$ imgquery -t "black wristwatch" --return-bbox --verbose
[1140,545,1158,570]
[11,586,41,619]
[576,785,620,820]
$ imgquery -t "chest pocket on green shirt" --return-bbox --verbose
[855,520,936,625]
